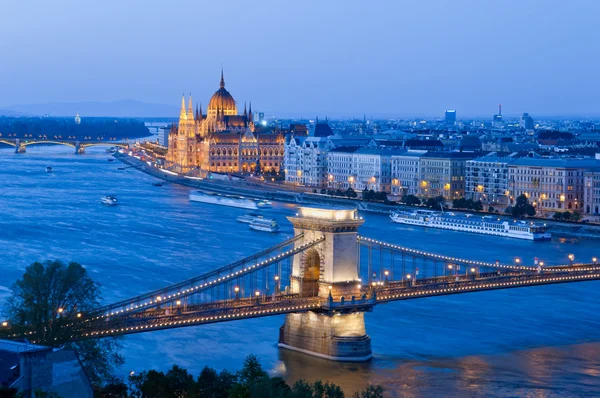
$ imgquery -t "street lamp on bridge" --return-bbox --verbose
[568,254,575,266]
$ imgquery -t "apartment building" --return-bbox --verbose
[418,152,477,199]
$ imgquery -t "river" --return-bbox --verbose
[1,146,599,397]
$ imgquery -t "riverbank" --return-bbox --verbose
[114,153,600,239]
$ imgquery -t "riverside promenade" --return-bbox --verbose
[114,152,600,239]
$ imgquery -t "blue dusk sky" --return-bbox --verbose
[1,0,599,118]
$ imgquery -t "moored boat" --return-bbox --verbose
[45,166,53,173]
[189,191,258,210]
[390,210,551,241]
[249,217,280,232]
[256,200,273,208]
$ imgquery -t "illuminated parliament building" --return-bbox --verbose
[166,71,284,174]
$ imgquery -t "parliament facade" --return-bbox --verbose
[166,71,284,174]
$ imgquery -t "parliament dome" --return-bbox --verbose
[208,70,237,115]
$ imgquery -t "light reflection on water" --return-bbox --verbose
[1,146,599,396]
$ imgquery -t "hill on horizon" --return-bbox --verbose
[0,99,179,118]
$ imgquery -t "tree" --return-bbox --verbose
[2,260,123,386]
[453,198,468,209]
[510,194,536,218]
[346,187,357,198]
[572,211,582,221]
[401,195,421,206]
[424,196,445,210]
[320,189,327,195]
[353,384,385,398]
[472,201,484,211]
[488,206,495,213]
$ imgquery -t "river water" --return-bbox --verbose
[1,146,599,397]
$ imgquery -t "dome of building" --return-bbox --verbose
[208,70,237,115]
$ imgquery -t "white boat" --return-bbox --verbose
[45,166,53,173]
[101,196,118,206]
[390,210,551,241]
[189,191,258,210]
[237,213,263,224]
[256,200,273,208]
[250,217,280,232]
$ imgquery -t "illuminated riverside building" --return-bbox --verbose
[465,154,516,205]
[417,152,477,199]
[584,167,600,216]
[283,123,375,187]
[327,148,396,192]
[507,158,600,212]
[166,71,284,174]
[390,151,425,196]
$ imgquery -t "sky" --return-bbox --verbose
[1,0,599,118]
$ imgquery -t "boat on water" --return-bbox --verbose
[45,166,53,173]
[101,196,118,206]
[189,191,258,210]
[152,182,164,187]
[249,217,280,233]
[256,200,273,208]
[237,213,263,224]
[390,209,551,241]
[108,158,114,162]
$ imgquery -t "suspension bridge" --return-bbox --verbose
[4,206,600,361]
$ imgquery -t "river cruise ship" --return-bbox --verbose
[390,209,551,241]
[189,191,258,210]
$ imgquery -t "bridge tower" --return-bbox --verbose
[278,206,372,361]
[15,139,26,153]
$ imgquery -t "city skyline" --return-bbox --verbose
[1,0,600,117]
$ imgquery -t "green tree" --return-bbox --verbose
[472,200,484,211]
[424,196,445,210]
[346,187,357,198]
[572,211,582,221]
[353,384,385,398]
[510,194,536,218]
[402,195,421,206]
[452,198,468,209]
[2,260,123,386]
[488,206,495,213]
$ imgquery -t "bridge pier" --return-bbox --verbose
[278,207,372,361]
[15,139,26,153]
[75,141,85,154]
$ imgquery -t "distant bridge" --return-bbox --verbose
[3,207,599,362]
[0,138,129,154]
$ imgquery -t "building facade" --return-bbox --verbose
[166,71,284,174]
[465,155,515,205]
[418,152,477,199]
[507,158,600,213]
[390,151,425,196]
[327,148,394,192]
[283,123,335,187]
[583,167,600,216]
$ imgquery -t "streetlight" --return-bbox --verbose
[384,270,389,284]
[593,257,597,263]
[514,258,521,265]
[58,308,64,314]
[274,275,280,293]
[2,321,8,327]
[568,254,575,266]
[234,286,240,300]
[77,313,82,318]
[175,300,181,306]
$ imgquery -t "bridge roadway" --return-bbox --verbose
[42,264,600,342]
[87,234,324,320]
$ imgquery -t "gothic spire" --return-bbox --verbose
[243,102,247,118]
[220,67,225,89]
[179,93,187,120]
[188,93,193,119]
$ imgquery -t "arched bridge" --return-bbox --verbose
[0,138,129,154]
[3,206,599,362]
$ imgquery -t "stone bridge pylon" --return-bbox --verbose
[278,207,372,361]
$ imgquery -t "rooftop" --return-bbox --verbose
[509,158,600,168]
